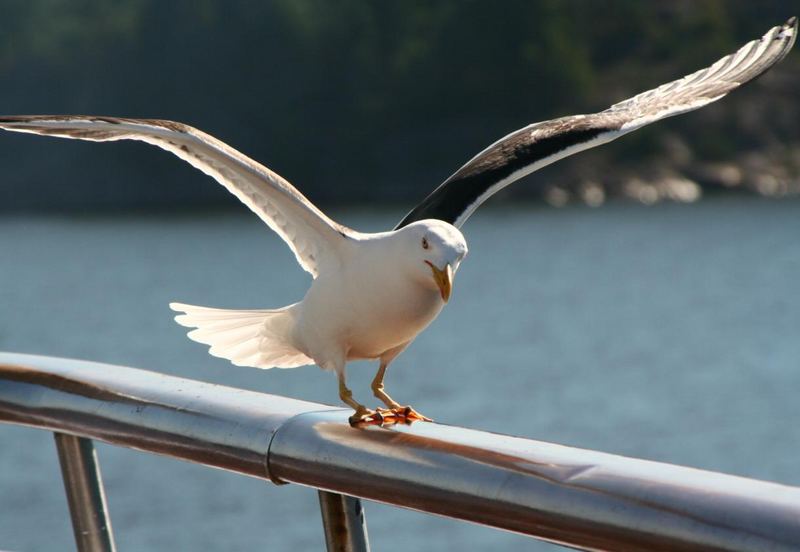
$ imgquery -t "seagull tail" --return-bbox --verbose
[169,302,313,369]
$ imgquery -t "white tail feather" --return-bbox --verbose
[170,302,312,369]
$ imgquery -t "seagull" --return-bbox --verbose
[0,17,795,424]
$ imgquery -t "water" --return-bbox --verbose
[2,198,800,551]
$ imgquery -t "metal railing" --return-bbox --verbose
[2,352,800,552]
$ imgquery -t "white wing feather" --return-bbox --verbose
[0,116,350,277]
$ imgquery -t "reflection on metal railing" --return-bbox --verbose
[2,352,800,552]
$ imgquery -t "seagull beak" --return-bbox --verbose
[425,261,453,302]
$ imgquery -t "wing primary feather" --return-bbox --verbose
[396,17,796,229]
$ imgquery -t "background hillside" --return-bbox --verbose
[0,0,797,212]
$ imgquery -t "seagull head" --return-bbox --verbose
[399,219,468,302]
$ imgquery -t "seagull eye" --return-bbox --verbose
[421,237,429,250]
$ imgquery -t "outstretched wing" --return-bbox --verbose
[397,17,797,229]
[0,116,350,277]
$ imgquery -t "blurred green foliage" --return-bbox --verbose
[0,0,796,210]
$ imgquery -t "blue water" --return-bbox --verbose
[2,198,800,551]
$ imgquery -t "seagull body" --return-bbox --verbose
[170,218,465,420]
[176,220,464,366]
[0,17,795,423]
[295,223,464,363]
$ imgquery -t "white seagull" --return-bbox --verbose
[0,17,795,424]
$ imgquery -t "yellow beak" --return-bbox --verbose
[426,261,453,302]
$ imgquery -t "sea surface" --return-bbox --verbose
[2,197,800,551]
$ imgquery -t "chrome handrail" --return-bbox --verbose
[2,352,800,552]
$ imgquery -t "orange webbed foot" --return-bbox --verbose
[348,406,378,426]
[349,406,432,427]
[393,405,432,422]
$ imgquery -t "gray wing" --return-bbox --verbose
[0,116,351,277]
[397,16,797,229]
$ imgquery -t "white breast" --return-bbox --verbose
[294,242,444,362]
[345,278,443,359]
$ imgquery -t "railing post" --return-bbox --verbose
[318,490,370,552]
[54,433,116,552]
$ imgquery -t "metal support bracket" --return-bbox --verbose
[54,433,116,552]
[318,490,370,552]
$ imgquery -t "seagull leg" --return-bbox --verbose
[337,369,375,424]
[370,360,404,425]
[371,360,402,410]
[371,356,432,423]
